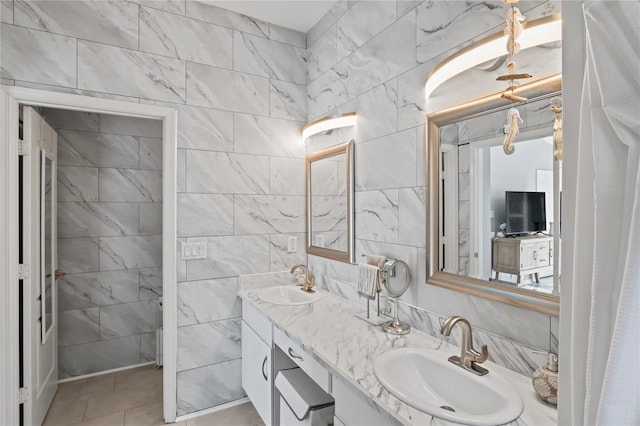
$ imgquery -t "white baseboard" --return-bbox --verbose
[58,361,157,384]
[175,397,250,423]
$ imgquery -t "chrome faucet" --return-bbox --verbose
[290,263,316,293]
[440,316,489,376]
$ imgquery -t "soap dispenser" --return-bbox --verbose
[532,353,558,405]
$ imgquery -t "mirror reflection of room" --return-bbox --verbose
[309,152,347,251]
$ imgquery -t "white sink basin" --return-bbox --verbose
[258,285,322,306]
[374,348,524,426]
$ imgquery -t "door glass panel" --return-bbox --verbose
[41,150,54,342]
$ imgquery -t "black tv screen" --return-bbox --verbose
[505,191,547,235]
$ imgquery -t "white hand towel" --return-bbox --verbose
[367,254,386,268]
[357,263,380,300]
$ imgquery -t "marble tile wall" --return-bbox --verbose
[43,109,163,379]
[305,0,560,376]
[1,0,307,416]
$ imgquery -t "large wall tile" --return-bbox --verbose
[339,79,398,142]
[270,80,306,121]
[269,23,306,48]
[58,130,138,168]
[310,195,347,233]
[234,195,305,234]
[136,0,185,15]
[99,235,163,270]
[307,0,348,46]
[99,169,162,203]
[43,109,100,132]
[186,63,269,115]
[186,235,270,281]
[307,64,349,120]
[270,157,305,196]
[185,1,269,38]
[78,41,185,103]
[139,267,163,301]
[100,301,158,339]
[336,0,396,62]
[140,332,157,362]
[233,114,305,158]
[355,189,399,243]
[177,149,186,193]
[185,150,269,194]
[58,238,100,274]
[176,359,243,416]
[58,202,139,238]
[233,32,306,85]
[140,6,232,68]
[398,187,426,247]
[59,336,141,379]
[139,137,163,171]
[139,203,162,235]
[177,277,240,326]
[270,233,307,272]
[397,61,432,131]
[178,193,233,237]
[397,0,422,16]
[59,308,100,347]
[100,115,162,138]
[0,23,76,86]
[14,0,138,48]
[307,24,337,82]
[1,1,13,24]
[58,270,140,311]
[57,166,99,202]
[177,319,241,371]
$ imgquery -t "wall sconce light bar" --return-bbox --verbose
[302,112,357,142]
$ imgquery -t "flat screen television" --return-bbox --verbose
[505,191,547,235]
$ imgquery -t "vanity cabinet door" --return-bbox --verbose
[242,321,271,425]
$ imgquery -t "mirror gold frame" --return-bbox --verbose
[426,75,561,316]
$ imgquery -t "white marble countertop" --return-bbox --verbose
[238,286,557,426]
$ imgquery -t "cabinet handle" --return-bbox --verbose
[261,355,268,381]
[288,347,304,361]
[533,251,537,260]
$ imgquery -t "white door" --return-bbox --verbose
[22,106,58,426]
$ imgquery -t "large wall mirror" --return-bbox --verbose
[427,76,561,315]
[306,140,354,263]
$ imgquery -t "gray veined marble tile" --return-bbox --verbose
[58,238,100,274]
[270,157,305,196]
[336,0,397,62]
[185,0,269,38]
[100,300,158,339]
[176,359,243,416]
[14,80,142,103]
[14,0,138,49]
[307,23,337,83]
[57,130,139,169]
[141,332,157,362]
[186,63,269,115]
[397,61,433,132]
[177,318,242,371]
[0,23,76,87]
[346,11,416,98]
[310,158,340,196]
[78,41,185,103]
[58,270,139,311]
[136,0,186,15]
[399,187,426,248]
[269,23,306,48]
[99,169,162,203]
[340,79,398,143]
[139,137,163,171]
[233,114,305,158]
[270,233,307,272]
[234,195,305,234]
[177,149,186,193]
[0,78,14,85]
[1,1,13,24]
[177,193,233,237]
[355,129,417,191]
[176,239,187,282]
[140,6,232,68]
[355,189,400,244]
[270,80,306,121]
[307,64,349,121]
[140,267,163,301]
[185,150,269,195]
[233,31,306,85]
[139,202,162,235]
[397,0,423,17]
[42,109,100,132]
[57,166,99,202]
[99,115,163,138]
[59,335,141,379]
[307,0,348,46]
[177,277,240,326]
[58,202,139,238]
[416,125,426,187]
[310,195,347,233]
[58,308,100,347]
[99,235,162,271]
[185,235,270,281]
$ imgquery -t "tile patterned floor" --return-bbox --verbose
[43,365,263,426]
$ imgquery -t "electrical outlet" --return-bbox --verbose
[287,236,297,253]
[180,241,207,260]
[315,234,325,247]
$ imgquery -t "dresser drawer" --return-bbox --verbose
[242,300,272,346]
[273,327,331,393]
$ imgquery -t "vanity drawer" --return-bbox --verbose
[242,300,272,346]
[273,327,331,393]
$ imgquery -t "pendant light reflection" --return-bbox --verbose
[301,112,357,142]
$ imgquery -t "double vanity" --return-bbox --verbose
[238,277,557,426]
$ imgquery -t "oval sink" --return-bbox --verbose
[374,348,524,425]
[258,285,322,306]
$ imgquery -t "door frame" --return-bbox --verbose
[0,86,179,424]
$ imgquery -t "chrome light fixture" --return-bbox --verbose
[301,112,357,142]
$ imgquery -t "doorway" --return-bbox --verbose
[0,87,178,425]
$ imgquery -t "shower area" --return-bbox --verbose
[41,107,164,379]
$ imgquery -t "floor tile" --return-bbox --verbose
[124,401,164,426]
[55,374,116,402]
[43,397,88,426]
[115,365,163,392]
[79,412,124,426]
[84,383,162,421]
[186,402,264,426]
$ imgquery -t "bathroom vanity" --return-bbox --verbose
[238,284,557,426]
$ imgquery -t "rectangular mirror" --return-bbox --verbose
[427,77,561,315]
[41,149,55,342]
[306,140,354,263]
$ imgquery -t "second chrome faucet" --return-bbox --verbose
[441,316,489,376]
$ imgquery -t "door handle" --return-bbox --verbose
[288,347,304,361]
[47,270,66,280]
[261,355,268,381]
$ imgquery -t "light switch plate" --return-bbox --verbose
[287,236,297,253]
[315,234,325,247]
[180,241,207,260]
